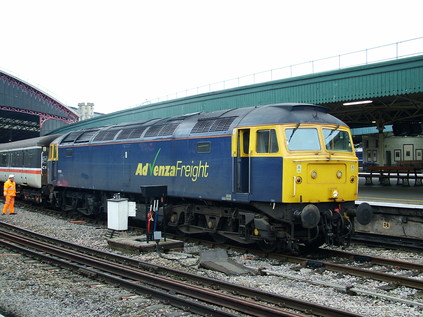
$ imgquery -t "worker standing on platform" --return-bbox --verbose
[3,175,16,215]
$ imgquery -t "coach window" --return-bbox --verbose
[12,151,23,167]
[1,153,8,166]
[24,152,33,168]
[256,129,279,153]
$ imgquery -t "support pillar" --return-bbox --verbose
[377,121,385,165]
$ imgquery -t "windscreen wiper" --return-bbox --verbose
[326,124,340,138]
[288,123,300,143]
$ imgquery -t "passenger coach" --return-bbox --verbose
[0,135,59,202]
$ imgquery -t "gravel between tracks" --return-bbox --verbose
[0,206,422,317]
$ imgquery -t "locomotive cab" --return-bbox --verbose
[232,119,369,251]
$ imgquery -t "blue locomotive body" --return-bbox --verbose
[51,105,286,206]
[56,136,283,203]
[1,103,372,252]
[56,137,233,201]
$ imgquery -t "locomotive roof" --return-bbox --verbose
[58,103,348,145]
[0,134,61,151]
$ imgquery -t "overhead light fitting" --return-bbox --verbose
[343,100,373,106]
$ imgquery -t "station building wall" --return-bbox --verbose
[363,134,423,166]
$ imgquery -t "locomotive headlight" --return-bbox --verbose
[330,189,339,199]
[336,170,343,179]
[311,170,317,179]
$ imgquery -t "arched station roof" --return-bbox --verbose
[0,70,79,142]
[50,55,423,135]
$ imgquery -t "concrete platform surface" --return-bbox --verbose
[357,177,423,206]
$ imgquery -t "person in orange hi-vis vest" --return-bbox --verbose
[3,175,16,215]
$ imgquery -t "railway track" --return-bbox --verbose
[10,205,423,292]
[314,248,423,273]
[177,236,423,292]
[0,221,359,317]
[7,204,423,289]
[352,232,423,251]
[275,251,423,291]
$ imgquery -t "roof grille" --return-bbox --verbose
[75,130,99,143]
[191,117,235,133]
[93,130,120,142]
[61,131,82,143]
[116,126,147,140]
[144,123,180,137]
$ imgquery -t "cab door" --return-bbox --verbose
[233,128,250,193]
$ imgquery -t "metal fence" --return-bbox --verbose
[145,37,423,105]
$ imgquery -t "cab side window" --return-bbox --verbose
[256,129,278,153]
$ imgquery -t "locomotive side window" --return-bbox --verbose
[286,128,320,151]
[197,142,211,153]
[323,129,353,152]
[65,149,73,157]
[256,129,278,153]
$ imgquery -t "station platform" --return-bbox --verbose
[357,177,423,207]
[355,177,423,239]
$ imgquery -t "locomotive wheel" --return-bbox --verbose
[257,239,277,252]
[210,233,227,244]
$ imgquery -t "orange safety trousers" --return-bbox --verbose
[2,196,15,214]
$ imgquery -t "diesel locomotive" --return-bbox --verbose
[0,103,372,252]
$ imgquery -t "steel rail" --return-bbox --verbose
[0,230,309,317]
[270,254,423,290]
[316,248,423,272]
[0,238,238,317]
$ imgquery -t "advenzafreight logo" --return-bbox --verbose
[134,148,210,182]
